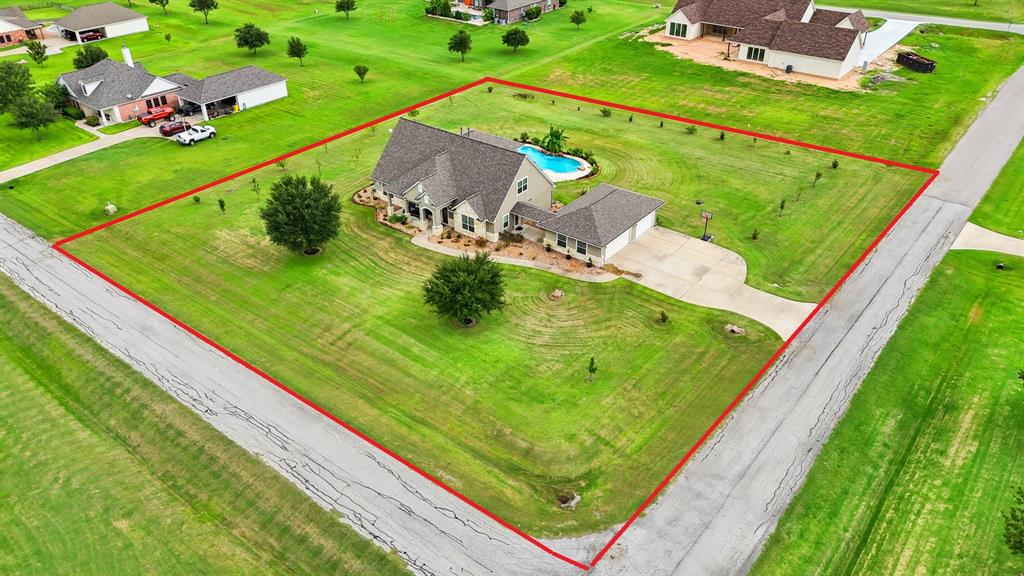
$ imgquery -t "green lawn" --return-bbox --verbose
[0,113,95,171]
[849,0,1023,23]
[751,250,1024,575]
[98,121,140,135]
[0,274,409,575]
[970,141,1024,238]
[65,106,785,535]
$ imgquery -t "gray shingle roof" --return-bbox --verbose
[510,201,554,223]
[463,129,522,152]
[0,7,42,30]
[54,2,145,31]
[538,184,664,247]
[489,0,545,11]
[171,66,286,105]
[371,119,528,222]
[58,58,177,110]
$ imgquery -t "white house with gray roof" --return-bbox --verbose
[53,2,148,44]
[164,67,288,121]
[372,119,665,265]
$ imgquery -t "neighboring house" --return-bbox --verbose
[165,67,288,121]
[371,119,665,265]
[0,7,43,47]
[664,0,869,79]
[53,2,148,44]
[490,0,560,24]
[57,45,288,125]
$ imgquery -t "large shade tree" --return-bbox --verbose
[235,23,270,54]
[259,174,342,255]
[0,62,32,114]
[422,252,505,326]
[72,44,107,69]
[1006,486,1024,556]
[189,0,218,24]
[501,27,529,53]
[335,0,357,19]
[12,95,59,139]
[448,29,472,61]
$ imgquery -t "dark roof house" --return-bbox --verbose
[0,7,42,31]
[528,184,665,248]
[57,58,179,110]
[54,2,145,31]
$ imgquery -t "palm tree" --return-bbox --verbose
[542,126,568,154]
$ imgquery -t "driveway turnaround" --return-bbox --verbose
[951,222,1024,257]
[584,62,1024,575]
[608,227,815,339]
[0,213,579,576]
[860,19,919,63]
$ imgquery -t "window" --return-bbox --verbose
[461,214,475,233]
[556,233,567,248]
[746,47,766,62]
[516,177,528,195]
[145,95,168,109]
[576,240,588,256]
[502,213,510,230]
[669,22,687,37]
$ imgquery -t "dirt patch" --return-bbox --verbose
[967,302,983,324]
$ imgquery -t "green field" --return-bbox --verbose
[850,0,1023,23]
[0,275,408,575]
[970,141,1024,237]
[97,121,140,135]
[0,112,95,171]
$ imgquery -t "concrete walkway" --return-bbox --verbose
[860,19,919,62]
[0,124,161,184]
[951,222,1024,257]
[585,61,1024,576]
[822,5,1023,34]
[608,227,815,340]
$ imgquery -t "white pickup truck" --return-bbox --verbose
[175,125,217,146]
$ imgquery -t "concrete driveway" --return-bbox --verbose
[609,227,815,339]
[861,19,919,63]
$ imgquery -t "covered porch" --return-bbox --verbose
[700,23,741,40]
[381,191,450,235]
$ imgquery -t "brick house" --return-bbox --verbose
[0,7,43,47]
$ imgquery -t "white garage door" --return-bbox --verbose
[604,229,631,260]
[634,210,656,237]
[237,81,288,110]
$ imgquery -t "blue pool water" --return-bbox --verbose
[517,145,584,174]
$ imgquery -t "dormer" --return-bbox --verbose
[80,77,103,96]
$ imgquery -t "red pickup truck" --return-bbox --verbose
[138,106,176,127]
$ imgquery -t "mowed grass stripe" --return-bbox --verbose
[0,275,410,576]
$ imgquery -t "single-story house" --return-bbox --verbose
[0,7,43,47]
[664,0,869,79]
[371,119,665,265]
[164,67,288,121]
[490,0,560,25]
[53,2,148,44]
[57,45,288,125]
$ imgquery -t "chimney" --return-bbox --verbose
[121,44,133,68]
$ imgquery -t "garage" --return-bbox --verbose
[165,66,288,121]
[52,2,148,44]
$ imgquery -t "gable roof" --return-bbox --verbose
[0,7,42,30]
[54,2,144,31]
[768,20,860,60]
[538,184,665,247]
[58,58,180,109]
[371,119,529,222]
[169,66,286,104]
[671,0,812,29]
[809,8,869,31]
[489,0,544,11]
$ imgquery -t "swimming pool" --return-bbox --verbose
[517,145,585,174]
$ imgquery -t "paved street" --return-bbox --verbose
[822,5,1023,33]
[585,62,1024,575]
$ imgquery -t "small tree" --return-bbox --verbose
[0,62,33,114]
[353,64,369,82]
[570,9,586,29]
[502,27,530,53]
[25,40,48,65]
[250,178,261,199]
[659,310,669,323]
[813,170,822,187]
[165,33,172,42]
[287,36,308,65]
[335,0,357,19]
[72,45,108,69]
[218,198,226,213]
[149,0,170,16]
[11,95,59,139]
[422,252,505,326]
[586,356,597,382]
[600,107,611,117]
[275,159,288,170]
[189,0,218,24]
[260,174,342,255]
[542,126,568,154]
[719,130,725,140]
[1004,486,1024,556]
[778,198,786,217]
[235,23,270,54]
[448,29,472,62]
[832,158,840,169]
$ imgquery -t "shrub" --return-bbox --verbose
[84,115,100,127]
[407,108,420,117]
[565,252,572,260]
[530,136,543,146]
[659,310,669,323]
[751,228,759,240]
[63,106,85,120]
[387,213,409,224]
[484,7,494,21]
[518,131,530,142]
[832,158,840,169]
[544,243,552,252]
[498,230,524,244]
[525,5,542,20]
[487,85,493,93]
[193,195,201,204]
[719,131,725,140]
[686,125,697,135]
[600,107,612,117]
[628,114,633,122]
[474,236,489,247]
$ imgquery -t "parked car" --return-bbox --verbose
[158,121,191,137]
[175,125,217,146]
[175,102,202,116]
[138,106,176,127]
[79,31,103,42]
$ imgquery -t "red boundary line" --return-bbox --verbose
[50,77,939,572]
